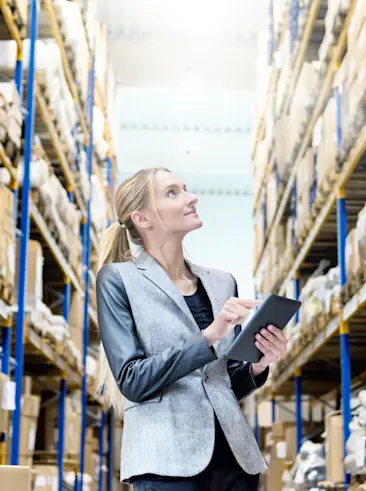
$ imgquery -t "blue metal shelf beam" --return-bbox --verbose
[337,189,351,487]
[98,411,106,491]
[295,369,303,453]
[78,56,95,491]
[11,0,39,465]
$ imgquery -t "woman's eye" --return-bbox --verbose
[167,190,177,197]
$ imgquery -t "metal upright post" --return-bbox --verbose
[14,47,23,101]
[271,395,276,424]
[98,410,106,491]
[337,187,351,488]
[106,412,113,491]
[294,274,300,324]
[295,368,303,453]
[1,317,11,375]
[79,55,95,491]
[58,268,72,491]
[11,0,39,465]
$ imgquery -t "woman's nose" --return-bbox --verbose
[187,192,198,205]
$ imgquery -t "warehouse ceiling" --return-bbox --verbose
[95,0,266,195]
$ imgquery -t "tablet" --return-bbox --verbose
[225,294,301,363]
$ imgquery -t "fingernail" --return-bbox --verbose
[268,325,273,331]
[261,329,266,335]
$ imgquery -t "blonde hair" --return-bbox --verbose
[96,167,170,417]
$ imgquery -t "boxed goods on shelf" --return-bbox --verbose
[15,240,44,312]
[41,0,89,105]
[346,229,361,279]
[345,390,366,475]
[295,147,314,238]
[0,80,22,163]
[0,373,15,433]
[299,266,340,326]
[266,165,284,227]
[325,411,344,483]
[6,390,42,466]
[33,466,59,491]
[91,174,107,234]
[357,204,366,263]
[85,428,99,478]
[290,62,319,151]
[276,29,291,116]
[39,392,81,457]
[314,97,337,191]
[0,185,16,299]
[282,441,326,491]
[253,137,270,202]
[274,115,293,180]
[93,106,109,161]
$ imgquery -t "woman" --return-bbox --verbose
[96,168,287,491]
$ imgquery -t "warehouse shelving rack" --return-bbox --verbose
[0,1,117,490]
[253,0,366,487]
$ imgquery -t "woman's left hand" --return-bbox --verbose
[251,324,288,377]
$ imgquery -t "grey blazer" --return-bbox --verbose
[96,250,268,482]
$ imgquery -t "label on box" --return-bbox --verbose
[2,380,16,410]
[276,441,287,459]
[356,436,366,468]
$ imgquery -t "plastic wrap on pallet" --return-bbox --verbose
[282,441,326,491]
[93,105,109,160]
[17,157,49,189]
[21,39,78,156]
[345,390,366,475]
[299,266,340,326]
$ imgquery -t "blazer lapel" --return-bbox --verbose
[134,250,199,333]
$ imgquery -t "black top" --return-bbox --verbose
[184,278,264,469]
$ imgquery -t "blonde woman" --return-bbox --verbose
[96,168,287,491]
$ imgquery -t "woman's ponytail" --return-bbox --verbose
[95,168,170,418]
[96,222,132,418]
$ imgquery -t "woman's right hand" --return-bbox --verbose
[203,298,262,347]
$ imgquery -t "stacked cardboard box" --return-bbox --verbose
[325,412,344,483]
[296,147,314,238]
[266,422,295,491]
[85,428,99,478]
[16,239,44,313]
[0,466,32,491]
[40,392,81,457]
[253,197,266,267]
[266,168,284,228]
[0,186,15,296]
[68,291,84,356]
[276,29,291,116]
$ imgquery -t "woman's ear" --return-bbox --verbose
[131,210,151,230]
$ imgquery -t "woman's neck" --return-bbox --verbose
[145,241,190,281]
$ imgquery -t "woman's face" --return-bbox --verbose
[148,170,203,238]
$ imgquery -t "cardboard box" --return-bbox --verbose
[69,291,84,355]
[0,373,12,432]
[19,394,41,466]
[266,448,288,491]
[272,421,296,440]
[33,465,59,491]
[325,412,344,483]
[357,205,366,262]
[0,465,32,491]
[0,185,15,286]
[15,240,44,311]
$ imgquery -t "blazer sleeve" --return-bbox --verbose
[227,275,269,401]
[96,263,216,403]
